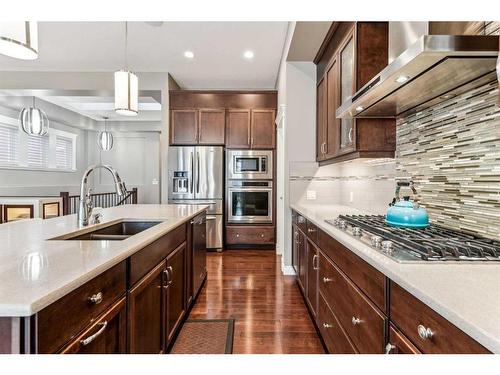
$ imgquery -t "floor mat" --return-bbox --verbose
[170,319,235,354]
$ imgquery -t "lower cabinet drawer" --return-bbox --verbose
[226,226,275,245]
[386,323,420,354]
[390,282,490,354]
[320,252,386,353]
[60,297,127,354]
[318,293,357,354]
[37,261,127,354]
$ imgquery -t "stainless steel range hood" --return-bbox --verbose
[337,34,499,119]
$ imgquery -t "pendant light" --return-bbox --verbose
[19,97,49,136]
[0,22,38,60]
[98,117,114,151]
[114,22,138,116]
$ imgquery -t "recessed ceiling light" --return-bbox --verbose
[355,106,364,112]
[184,51,194,59]
[244,50,254,59]
[395,75,410,83]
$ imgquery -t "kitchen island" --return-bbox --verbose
[0,204,208,354]
[291,202,500,354]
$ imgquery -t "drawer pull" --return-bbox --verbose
[417,324,434,340]
[167,266,173,285]
[298,216,305,224]
[80,321,108,346]
[308,228,316,234]
[236,233,240,238]
[88,292,103,305]
[322,277,333,283]
[351,316,362,325]
[163,268,171,287]
[322,323,333,329]
[260,234,264,238]
[385,343,396,354]
[312,254,319,270]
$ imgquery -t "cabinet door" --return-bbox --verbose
[292,226,299,274]
[199,109,225,145]
[250,109,275,149]
[326,58,340,158]
[316,78,327,161]
[165,243,187,345]
[128,262,166,354]
[306,240,319,318]
[170,109,198,145]
[192,213,207,297]
[60,298,127,354]
[297,230,307,292]
[3,204,34,222]
[226,109,251,148]
[338,31,356,154]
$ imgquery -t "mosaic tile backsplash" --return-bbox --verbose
[396,75,500,239]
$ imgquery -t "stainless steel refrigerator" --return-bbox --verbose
[168,146,224,250]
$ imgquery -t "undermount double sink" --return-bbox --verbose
[51,220,162,241]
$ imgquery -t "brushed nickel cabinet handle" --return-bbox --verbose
[312,255,319,270]
[322,322,333,329]
[167,266,173,285]
[322,277,332,283]
[236,233,240,238]
[88,292,103,305]
[260,233,264,238]
[417,324,434,340]
[163,268,170,287]
[385,343,396,354]
[351,316,362,325]
[80,321,108,346]
[308,228,316,234]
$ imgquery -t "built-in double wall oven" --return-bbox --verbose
[226,150,273,224]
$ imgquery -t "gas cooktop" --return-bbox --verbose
[325,215,500,263]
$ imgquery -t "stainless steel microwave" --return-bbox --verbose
[226,150,273,180]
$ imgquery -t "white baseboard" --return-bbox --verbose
[281,257,296,276]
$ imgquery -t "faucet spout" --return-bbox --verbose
[78,164,127,227]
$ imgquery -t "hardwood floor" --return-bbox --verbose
[188,250,325,354]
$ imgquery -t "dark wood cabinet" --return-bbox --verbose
[306,240,319,318]
[250,109,275,149]
[297,228,307,292]
[226,109,251,148]
[225,225,275,245]
[170,109,198,145]
[386,324,421,354]
[128,261,166,354]
[198,109,225,145]
[315,22,395,164]
[60,298,127,354]
[192,213,207,298]
[292,226,300,274]
[165,243,186,345]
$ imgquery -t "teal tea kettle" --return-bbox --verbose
[385,180,429,228]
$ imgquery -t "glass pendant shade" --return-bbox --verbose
[98,130,114,151]
[0,21,38,60]
[114,70,138,116]
[19,103,49,136]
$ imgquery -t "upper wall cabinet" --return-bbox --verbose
[170,109,225,145]
[169,91,277,149]
[315,22,396,164]
[225,109,276,149]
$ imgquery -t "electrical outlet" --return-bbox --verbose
[306,190,317,200]
[349,191,354,203]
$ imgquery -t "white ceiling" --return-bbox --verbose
[0,22,289,89]
[39,95,161,122]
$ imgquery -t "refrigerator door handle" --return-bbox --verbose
[190,151,194,194]
[197,151,201,194]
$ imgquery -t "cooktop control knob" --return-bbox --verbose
[352,227,362,237]
[381,240,394,254]
[338,220,347,230]
[371,235,382,248]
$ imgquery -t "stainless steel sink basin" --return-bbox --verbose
[51,220,162,241]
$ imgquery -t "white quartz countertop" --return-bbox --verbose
[0,204,207,317]
[290,202,500,353]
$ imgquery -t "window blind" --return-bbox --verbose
[55,135,74,170]
[27,134,49,168]
[0,123,19,165]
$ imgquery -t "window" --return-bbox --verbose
[0,116,77,171]
[55,135,74,170]
[0,123,19,166]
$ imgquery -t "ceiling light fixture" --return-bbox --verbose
[243,50,254,59]
[114,22,138,116]
[97,116,114,151]
[184,51,194,59]
[0,22,38,60]
[19,96,49,136]
[395,75,410,84]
